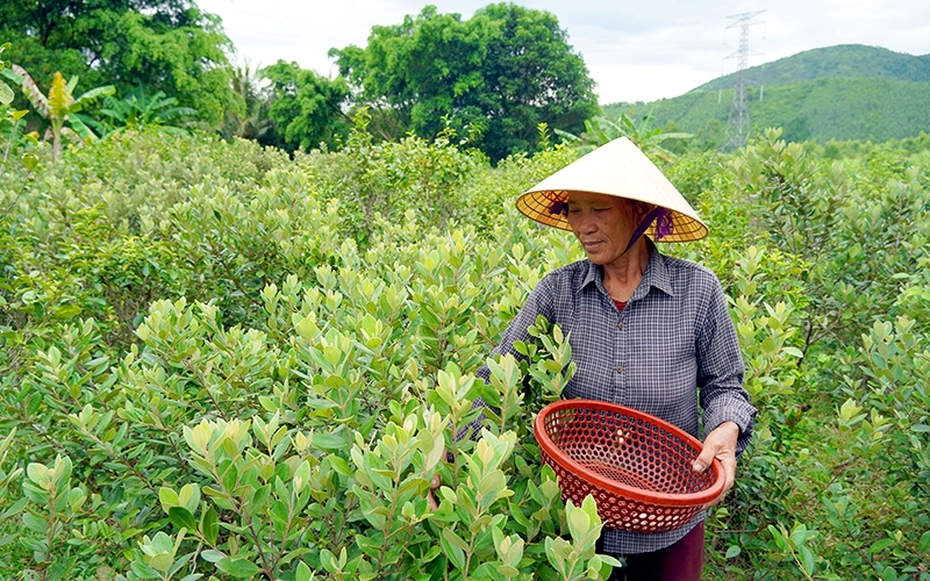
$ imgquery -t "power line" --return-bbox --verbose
[721,10,765,152]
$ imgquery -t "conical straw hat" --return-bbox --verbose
[516,137,708,242]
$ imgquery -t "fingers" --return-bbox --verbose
[427,473,441,511]
[694,421,741,509]
[692,447,717,474]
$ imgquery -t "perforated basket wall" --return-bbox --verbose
[534,399,725,534]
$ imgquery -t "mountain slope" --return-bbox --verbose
[603,45,930,145]
[694,44,930,91]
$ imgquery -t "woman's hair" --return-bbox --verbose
[548,195,673,239]
[548,199,569,216]
[625,199,655,222]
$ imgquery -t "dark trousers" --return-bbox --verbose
[606,523,705,581]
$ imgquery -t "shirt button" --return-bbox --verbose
[615,366,623,373]
[617,321,623,329]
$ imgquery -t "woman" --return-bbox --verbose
[472,137,756,580]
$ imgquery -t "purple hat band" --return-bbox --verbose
[624,206,673,251]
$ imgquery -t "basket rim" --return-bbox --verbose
[534,399,726,507]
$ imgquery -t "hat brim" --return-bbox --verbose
[516,138,709,242]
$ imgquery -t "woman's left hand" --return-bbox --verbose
[693,421,740,508]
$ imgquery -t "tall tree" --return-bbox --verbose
[260,61,351,152]
[0,0,235,126]
[331,3,599,162]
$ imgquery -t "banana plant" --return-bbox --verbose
[2,65,114,159]
[95,86,197,137]
[555,107,693,162]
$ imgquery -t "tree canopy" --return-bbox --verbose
[260,61,351,152]
[330,3,599,162]
[0,0,236,126]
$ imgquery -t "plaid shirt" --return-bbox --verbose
[475,240,756,554]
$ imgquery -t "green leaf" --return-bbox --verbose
[725,545,741,559]
[918,530,930,554]
[222,463,240,492]
[130,561,161,579]
[0,534,17,547]
[270,500,290,530]
[149,553,174,574]
[0,81,13,105]
[168,507,197,532]
[322,373,346,388]
[328,455,352,477]
[783,346,804,358]
[869,538,895,554]
[201,506,219,546]
[797,545,816,575]
[179,483,201,512]
[295,561,313,581]
[159,487,180,509]
[0,497,28,520]
[440,528,467,571]
[761,336,776,353]
[311,432,345,451]
[200,550,225,563]
[26,461,49,484]
[216,557,262,578]
[767,525,790,552]
[251,484,271,508]
[22,512,47,533]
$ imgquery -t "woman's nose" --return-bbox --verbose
[575,211,597,233]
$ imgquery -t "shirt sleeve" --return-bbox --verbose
[695,273,757,456]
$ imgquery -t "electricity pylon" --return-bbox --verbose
[721,10,765,152]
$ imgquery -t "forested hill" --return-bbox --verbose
[694,44,930,90]
[605,44,930,145]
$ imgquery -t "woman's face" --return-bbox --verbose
[565,192,639,266]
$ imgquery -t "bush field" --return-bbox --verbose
[1,128,929,580]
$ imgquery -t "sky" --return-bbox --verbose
[195,0,930,104]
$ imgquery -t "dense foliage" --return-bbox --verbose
[330,3,599,162]
[0,0,236,127]
[0,1,601,163]
[258,61,352,153]
[2,125,930,580]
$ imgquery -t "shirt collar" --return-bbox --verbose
[577,238,675,300]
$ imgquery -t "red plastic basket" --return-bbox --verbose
[534,399,725,534]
